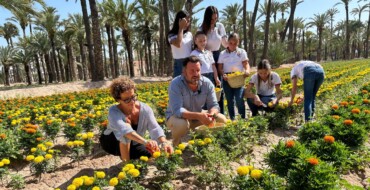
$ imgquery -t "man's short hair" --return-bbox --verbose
[183,55,201,68]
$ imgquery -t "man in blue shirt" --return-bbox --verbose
[165,56,227,146]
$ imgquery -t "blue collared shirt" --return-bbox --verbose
[165,75,219,120]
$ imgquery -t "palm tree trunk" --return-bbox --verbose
[243,0,247,50]
[345,3,350,60]
[34,54,43,84]
[145,21,153,76]
[79,41,88,81]
[24,63,32,85]
[50,39,61,82]
[112,28,119,77]
[122,29,135,77]
[365,6,370,58]
[302,29,305,59]
[317,29,322,61]
[41,54,48,84]
[3,65,10,86]
[248,0,259,66]
[80,0,95,80]
[162,0,173,76]
[89,0,104,81]
[46,52,55,83]
[281,0,297,43]
[262,0,272,59]
[158,4,164,76]
[106,24,115,78]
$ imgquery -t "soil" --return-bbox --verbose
[0,74,369,189]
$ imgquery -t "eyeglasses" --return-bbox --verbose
[120,94,138,104]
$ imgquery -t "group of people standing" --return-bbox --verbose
[99,6,325,162]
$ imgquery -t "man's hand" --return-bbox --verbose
[199,112,213,125]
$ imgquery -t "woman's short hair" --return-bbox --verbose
[109,76,136,101]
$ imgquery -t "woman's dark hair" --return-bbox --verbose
[168,10,189,38]
[193,31,206,50]
[257,59,273,89]
[201,6,219,34]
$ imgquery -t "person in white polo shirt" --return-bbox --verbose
[190,31,220,86]
[168,10,193,78]
[199,6,228,114]
[244,59,283,116]
[218,33,250,120]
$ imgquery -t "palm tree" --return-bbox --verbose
[14,37,34,85]
[0,46,16,86]
[280,0,302,44]
[293,17,305,60]
[279,1,289,20]
[248,0,260,66]
[262,0,272,59]
[242,0,247,50]
[270,0,280,23]
[0,0,35,14]
[112,0,137,77]
[0,22,19,47]
[307,13,330,61]
[351,4,366,21]
[34,6,61,82]
[30,32,50,84]
[88,0,104,81]
[7,6,31,37]
[220,3,242,33]
[335,0,352,60]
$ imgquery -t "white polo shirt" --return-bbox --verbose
[168,31,193,59]
[250,72,282,96]
[290,60,320,79]
[218,48,248,73]
[198,22,227,51]
[190,49,215,74]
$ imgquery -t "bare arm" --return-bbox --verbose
[170,18,188,48]
[243,60,250,77]
[289,77,298,106]
[275,84,283,101]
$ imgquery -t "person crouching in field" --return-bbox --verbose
[244,59,283,116]
[100,76,173,161]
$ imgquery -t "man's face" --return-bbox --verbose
[184,62,201,85]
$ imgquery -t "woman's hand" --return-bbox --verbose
[223,74,228,81]
[179,18,188,29]
[145,140,160,154]
[215,77,221,86]
[253,96,263,106]
[160,141,174,154]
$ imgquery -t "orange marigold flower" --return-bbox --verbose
[332,115,340,119]
[340,101,349,107]
[0,119,3,123]
[46,120,53,125]
[344,119,353,125]
[364,99,369,104]
[69,122,76,127]
[362,90,368,94]
[0,111,4,115]
[349,101,355,105]
[323,135,335,144]
[365,110,370,114]
[0,133,6,139]
[307,158,319,166]
[351,108,360,114]
[26,128,36,134]
[285,140,295,148]
[331,104,339,110]
[36,137,43,141]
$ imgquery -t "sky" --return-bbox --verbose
[0,0,367,47]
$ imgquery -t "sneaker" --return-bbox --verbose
[290,125,303,130]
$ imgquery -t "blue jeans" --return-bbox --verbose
[303,65,324,121]
[247,94,276,116]
[223,79,245,120]
[212,50,224,114]
[173,58,185,78]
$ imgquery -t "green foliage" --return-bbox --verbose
[332,121,367,148]
[232,169,286,190]
[287,155,340,190]
[297,122,332,145]
[267,42,293,67]
[42,119,61,140]
[308,138,350,169]
[63,123,83,141]
[8,174,25,190]
[265,140,305,176]
[0,127,20,159]
[18,125,43,152]
[154,150,182,181]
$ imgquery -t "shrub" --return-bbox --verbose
[332,120,367,147]
[265,140,305,176]
[232,167,285,190]
[297,122,331,145]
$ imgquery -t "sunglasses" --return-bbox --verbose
[120,94,138,104]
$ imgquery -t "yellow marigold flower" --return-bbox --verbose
[124,163,135,170]
[96,171,106,179]
[92,186,100,190]
[153,151,161,158]
[197,140,205,146]
[72,177,84,187]
[250,169,263,180]
[45,154,53,160]
[117,172,126,179]
[128,169,140,177]
[1,159,10,165]
[81,134,88,140]
[175,149,182,155]
[79,141,85,146]
[76,133,82,137]
[73,141,79,146]
[246,165,254,171]
[31,148,37,153]
[188,140,195,145]
[109,177,119,186]
[236,166,249,176]
[45,141,53,147]
[84,177,94,186]
[204,138,212,144]
[66,141,74,147]
[37,144,45,149]
[178,143,186,150]
[140,156,148,162]
[41,146,47,151]
[0,162,4,167]
[67,184,76,190]
[26,155,35,161]
[48,149,54,154]
[87,132,94,138]
[34,156,44,163]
